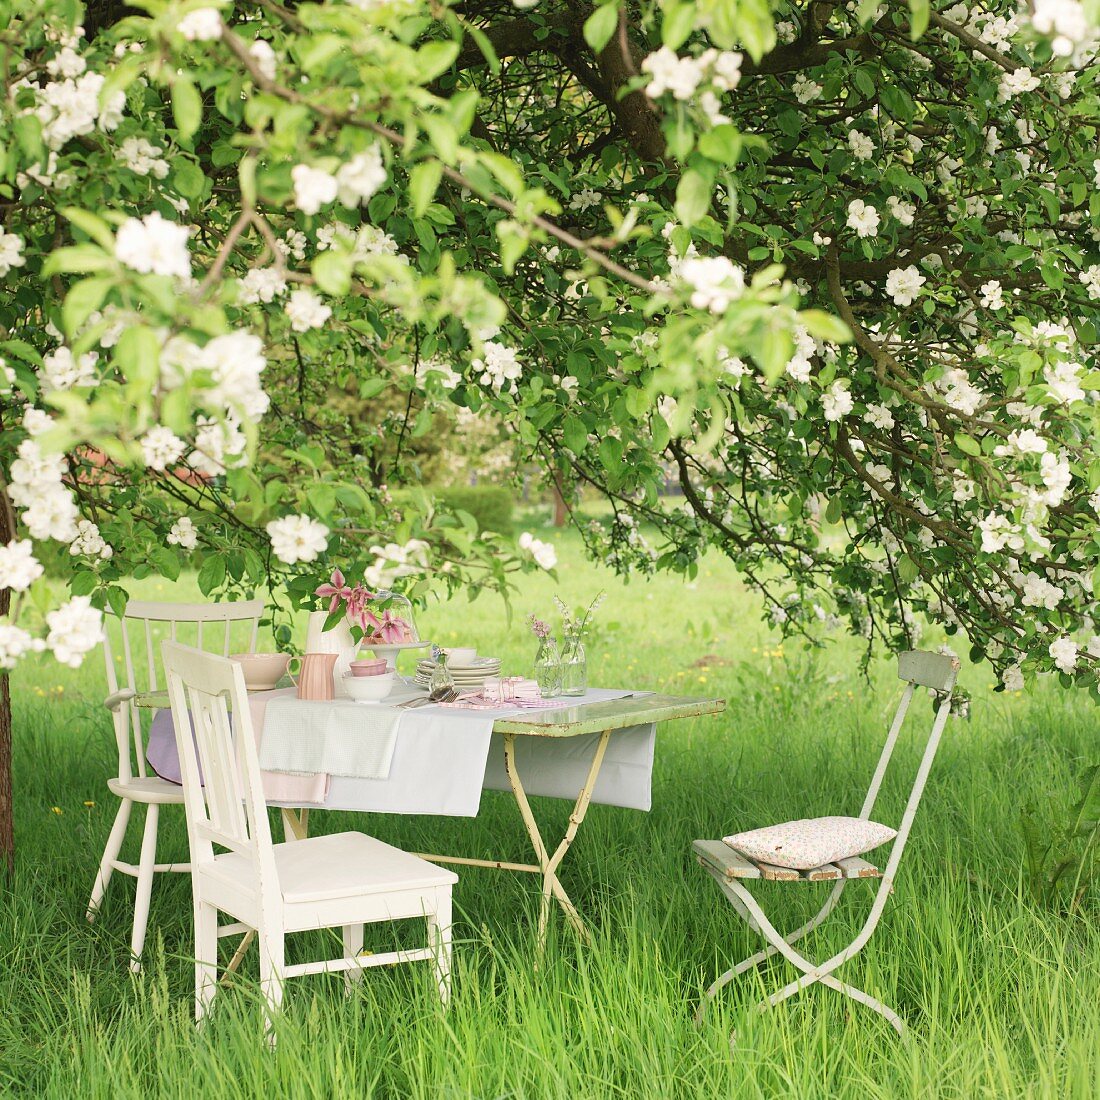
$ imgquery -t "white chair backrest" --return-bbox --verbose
[859,650,960,881]
[103,600,264,782]
[162,642,277,888]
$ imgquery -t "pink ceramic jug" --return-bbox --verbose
[290,653,338,701]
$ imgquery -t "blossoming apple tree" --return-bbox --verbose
[1,0,1098,867]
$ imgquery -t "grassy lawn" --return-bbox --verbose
[1,525,1097,1097]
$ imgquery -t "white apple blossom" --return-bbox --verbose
[678,256,746,313]
[198,331,270,419]
[45,595,104,667]
[286,289,333,333]
[568,188,603,212]
[266,514,329,564]
[140,425,187,471]
[190,415,247,476]
[69,519,112,560]
[1044,361,1085,404]
[848,130,874,161]
[1002,664,1024,691]
[335,146,387,207]
[822,381,854,422]
[0,624,45,670]
[249,39,277,81]
[474,341,523,392]
[292,164,339,215]
[640,47,705,101]
[238,267,288,304]
[997,68,1040,103]
[709,50,743,91]
[864,403,895,430]
[886,197,916,226]
[40,346,97,391]
[177,7,222,40]
[979,280,1004,309]
[885,266,926,307]
[0,232,25,277]
[1049,635,1078,674]
[1021,571,1062,609]
[167,517,199,550]
[1078,265,1100,300]
[0,540,44,592]
[22,408,53,436]
[1031,0,1090,56]
[518,531,557,570]
[846,200,880,238]
[978,512,1023,553]
[116,137,169,178]
[116,212,191,278]
[792,74,822,103]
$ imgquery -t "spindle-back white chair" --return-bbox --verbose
[86,599,264,971]
[693,650,960,1039]
[162,642,456,1034]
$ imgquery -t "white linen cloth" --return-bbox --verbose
[258,687,654,816]
[258,696,403,779]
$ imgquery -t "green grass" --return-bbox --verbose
[2,528,1098,1098]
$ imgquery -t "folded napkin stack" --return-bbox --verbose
[482,676,541,705]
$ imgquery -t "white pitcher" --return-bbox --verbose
[304,611,357,698]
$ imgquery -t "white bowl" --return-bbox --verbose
[442,647,477,665]
[342,671,395,703]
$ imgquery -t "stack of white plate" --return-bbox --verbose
[414,656,502,691]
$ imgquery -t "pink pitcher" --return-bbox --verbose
[290,653,338,701]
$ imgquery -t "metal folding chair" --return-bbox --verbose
[693,650,960,1039]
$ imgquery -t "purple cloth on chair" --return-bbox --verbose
[146,708,204,785]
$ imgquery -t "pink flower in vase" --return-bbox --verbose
[315,569,353,614]
[372,609,410,642]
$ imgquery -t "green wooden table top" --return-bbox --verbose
[133,689,725,739]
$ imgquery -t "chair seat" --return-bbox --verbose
[209,832,458,904]
[108,776,186,804]
[693,839,881,883]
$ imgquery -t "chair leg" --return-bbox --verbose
[194,900,218,1025]
[259,933,285,1047]
[86,798,132,922]
[695,878,848,1025]
[426,892,453,1007]
[129,803,159,973]
[342,924,365,992]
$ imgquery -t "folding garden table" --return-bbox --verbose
[135,690,725,947]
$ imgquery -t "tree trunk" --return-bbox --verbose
[0,485,13,880]
[552,472,569,528]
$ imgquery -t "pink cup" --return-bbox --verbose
[350,658,388,677]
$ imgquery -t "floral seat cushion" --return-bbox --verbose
[722,816,897,871]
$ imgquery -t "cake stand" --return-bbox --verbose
[365,639,431,680]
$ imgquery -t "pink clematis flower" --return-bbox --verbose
[315,569,353,614]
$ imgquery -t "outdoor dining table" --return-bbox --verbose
[135,686,725,947]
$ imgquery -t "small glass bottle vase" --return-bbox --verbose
[560,637,587,697]
[533,637,562,699]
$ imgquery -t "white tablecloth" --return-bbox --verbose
[262,687,656,816]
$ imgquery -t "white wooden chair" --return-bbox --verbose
[86,599,264,971]
[161,641,457,1031]
[693,650,960,1038]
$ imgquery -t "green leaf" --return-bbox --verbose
[172,78,203,143]
[583,3,619,52]
[197,555,227,595]
[42,245,114,277]
[563,416,588,453]
[675,169,713,228]
[61,208,117,250]
[416,40,460,83]
[312,251,352,296]
[798,309,852,345]
[105,586,129,621]
[661,1,697,49]
[954,432,982,457]
[70,570,98,596]
[409,160,444,217]
[909,0,930,37]
[114,326,161,388]
[151,547,182,582]
[62,277,112,338]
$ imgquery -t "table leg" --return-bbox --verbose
[281,807,309,842]
[503,728,612,949]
